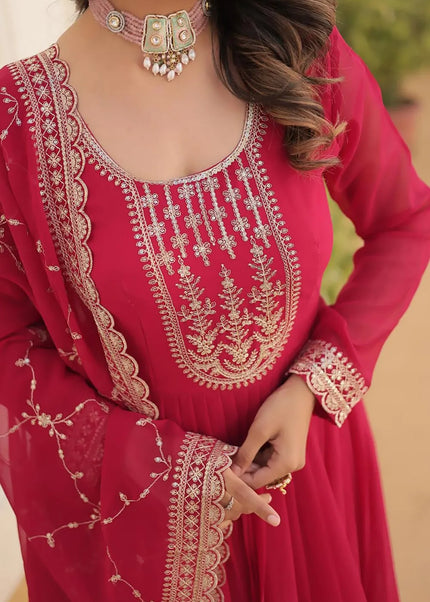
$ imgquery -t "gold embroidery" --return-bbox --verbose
[36,239,61,272]
[0,342,104,548]
[204,176,237,260]
[102,417,172,526]
[180,183,213,265]
[10,47,158,418]
[165,184,190,259]
[162,434,236,602]
[143,183,175,275]
[237,157,270,247]
[173,240,287,382]
[81,102,302,389]
[289,339,369,427]
[196,180,216,245]
[177,259,220,361]
[66,303,83,342]
[218,264,255,366]
[248,242,286,339]
[2,334,234,601]
[8,342,169,565]
[0,86,22,141]
[6,49,250,601]
[58,344,81,364]
[0,214,24,271]
[106,547,144,601]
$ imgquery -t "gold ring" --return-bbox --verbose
[266,473,293,495]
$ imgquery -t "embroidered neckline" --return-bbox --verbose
[49,42,257,186]
[121,112,303,390]
[35,43,302,392]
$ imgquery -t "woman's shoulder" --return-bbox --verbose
[324,25,370,81]
[0,45,54,145]
[0,43,54,75]
[310,24,374,119]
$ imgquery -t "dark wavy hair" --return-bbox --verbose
[72,0,346,172]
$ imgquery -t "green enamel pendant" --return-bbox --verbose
[142,10,197,82]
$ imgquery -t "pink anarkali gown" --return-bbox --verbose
[1,25,429,601]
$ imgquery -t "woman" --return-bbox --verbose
[0,0,429,599]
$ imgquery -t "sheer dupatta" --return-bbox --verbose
[0,56,235,601]
[1,23,430,602]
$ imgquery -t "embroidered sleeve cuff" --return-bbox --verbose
[288,340,369,427]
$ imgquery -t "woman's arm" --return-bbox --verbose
[233,26,430,487]
[288,25,430,427]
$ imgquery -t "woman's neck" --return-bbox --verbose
[110,0,197,18]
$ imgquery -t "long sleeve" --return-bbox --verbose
[0,152,235,600]
[288,26,430,427]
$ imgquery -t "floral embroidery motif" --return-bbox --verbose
[1,342,234,601]
[5,46,246,602]
[0,214,24,271]
[58,344,81,364]
[81,98,302,389]
[9,47,157,418]
[36,239,61,272]
[0,87,21,141]
[1,339,195,601]
[101,417,172,526]
[106,547,145,601]
[289,339,369,427]
[162,434,236,602]
[0,341,106,547]
[57,305,83,364]
[174,240,287,383]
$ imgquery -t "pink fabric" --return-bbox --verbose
[0,25,429,601]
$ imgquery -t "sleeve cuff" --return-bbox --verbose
[288,339,368,427]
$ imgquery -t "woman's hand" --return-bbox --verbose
[220,467,280,529]
[231,374,316,491]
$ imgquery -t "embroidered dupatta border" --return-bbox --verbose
[8,48,238,601]
[8,48,158,418]
[162,435,237,602]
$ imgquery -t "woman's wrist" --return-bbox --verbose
[281,373,317,405]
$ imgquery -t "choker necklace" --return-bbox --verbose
[88,0,212,82]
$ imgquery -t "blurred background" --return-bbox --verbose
[0,0,429,600]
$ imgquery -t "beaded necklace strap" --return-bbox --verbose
[88,0,211,81]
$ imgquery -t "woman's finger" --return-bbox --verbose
[220,492,242,522]
[231,424,270,477]
[240,435,305,490]
[221,491,273,523]
[219,520,233,530]
[224,469,280,526]
[241,464,287,491]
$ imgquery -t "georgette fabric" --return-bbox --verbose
[0,25,429,601]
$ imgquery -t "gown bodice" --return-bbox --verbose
[79,101,333,442]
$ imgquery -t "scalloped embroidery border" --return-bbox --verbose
[162,434,236,602]
[289,339,368,427]
[9,47,157,418]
